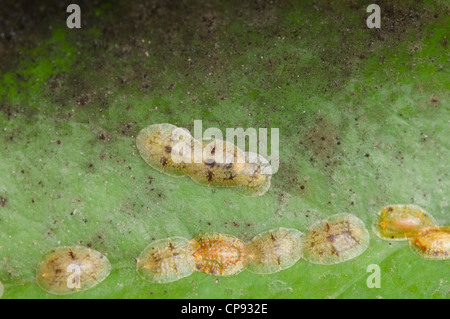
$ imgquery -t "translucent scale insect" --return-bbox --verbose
[136,237,195,283]
[136,123,272,197]
[409,226,450,260]
[136,123,195,178]
[302,213,370,265]
[372,204,436,241]
[35,246,111,295]
[190,138,272,197]
[247,227,303,274]
[187,232,248,276]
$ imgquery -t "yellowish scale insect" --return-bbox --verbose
[302,213,370,265]
[136,123,272,197]
[136,237,195,283]
[136,123,195,178]
[191,138,272,197]
[372,204,436,241]
[187,232,248,276]
[247,227,303,274]
[36,246,111,295]
[409,226,450,260]
[0,280,3,298]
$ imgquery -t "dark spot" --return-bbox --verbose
[121,122,134,135]
[207,170,213,182]
[330,247,341,257]
[0,196,7,207]
[77,94,91,106]
[160,157,168,166]
[226,172,235,180]
[365,153,370,158]
[56,139,61,145]
[68,250,75,260]
[204,159,216,167]
[165,146,172,153]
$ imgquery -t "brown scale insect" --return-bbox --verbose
[302,213,370,265]
[187,232,248,277]
[35,246,111,295]
[372,204,436,241]
[136,237,195,283]
[409,226,450,260]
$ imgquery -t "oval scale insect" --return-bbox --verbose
[136,124,272,197]
[136,123,195,178]
[36,246,111,295]
[187,232,248,277]
[372,204,436,241]
[302,213,370,265]
[190,139,272,197]
[247,227,303,274]
[136,237,195,283]
[409,226,450,260]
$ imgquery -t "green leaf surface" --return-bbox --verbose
[0,0,448,299]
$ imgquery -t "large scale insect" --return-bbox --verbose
[35,246,111,295]
[136,123,272,197]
